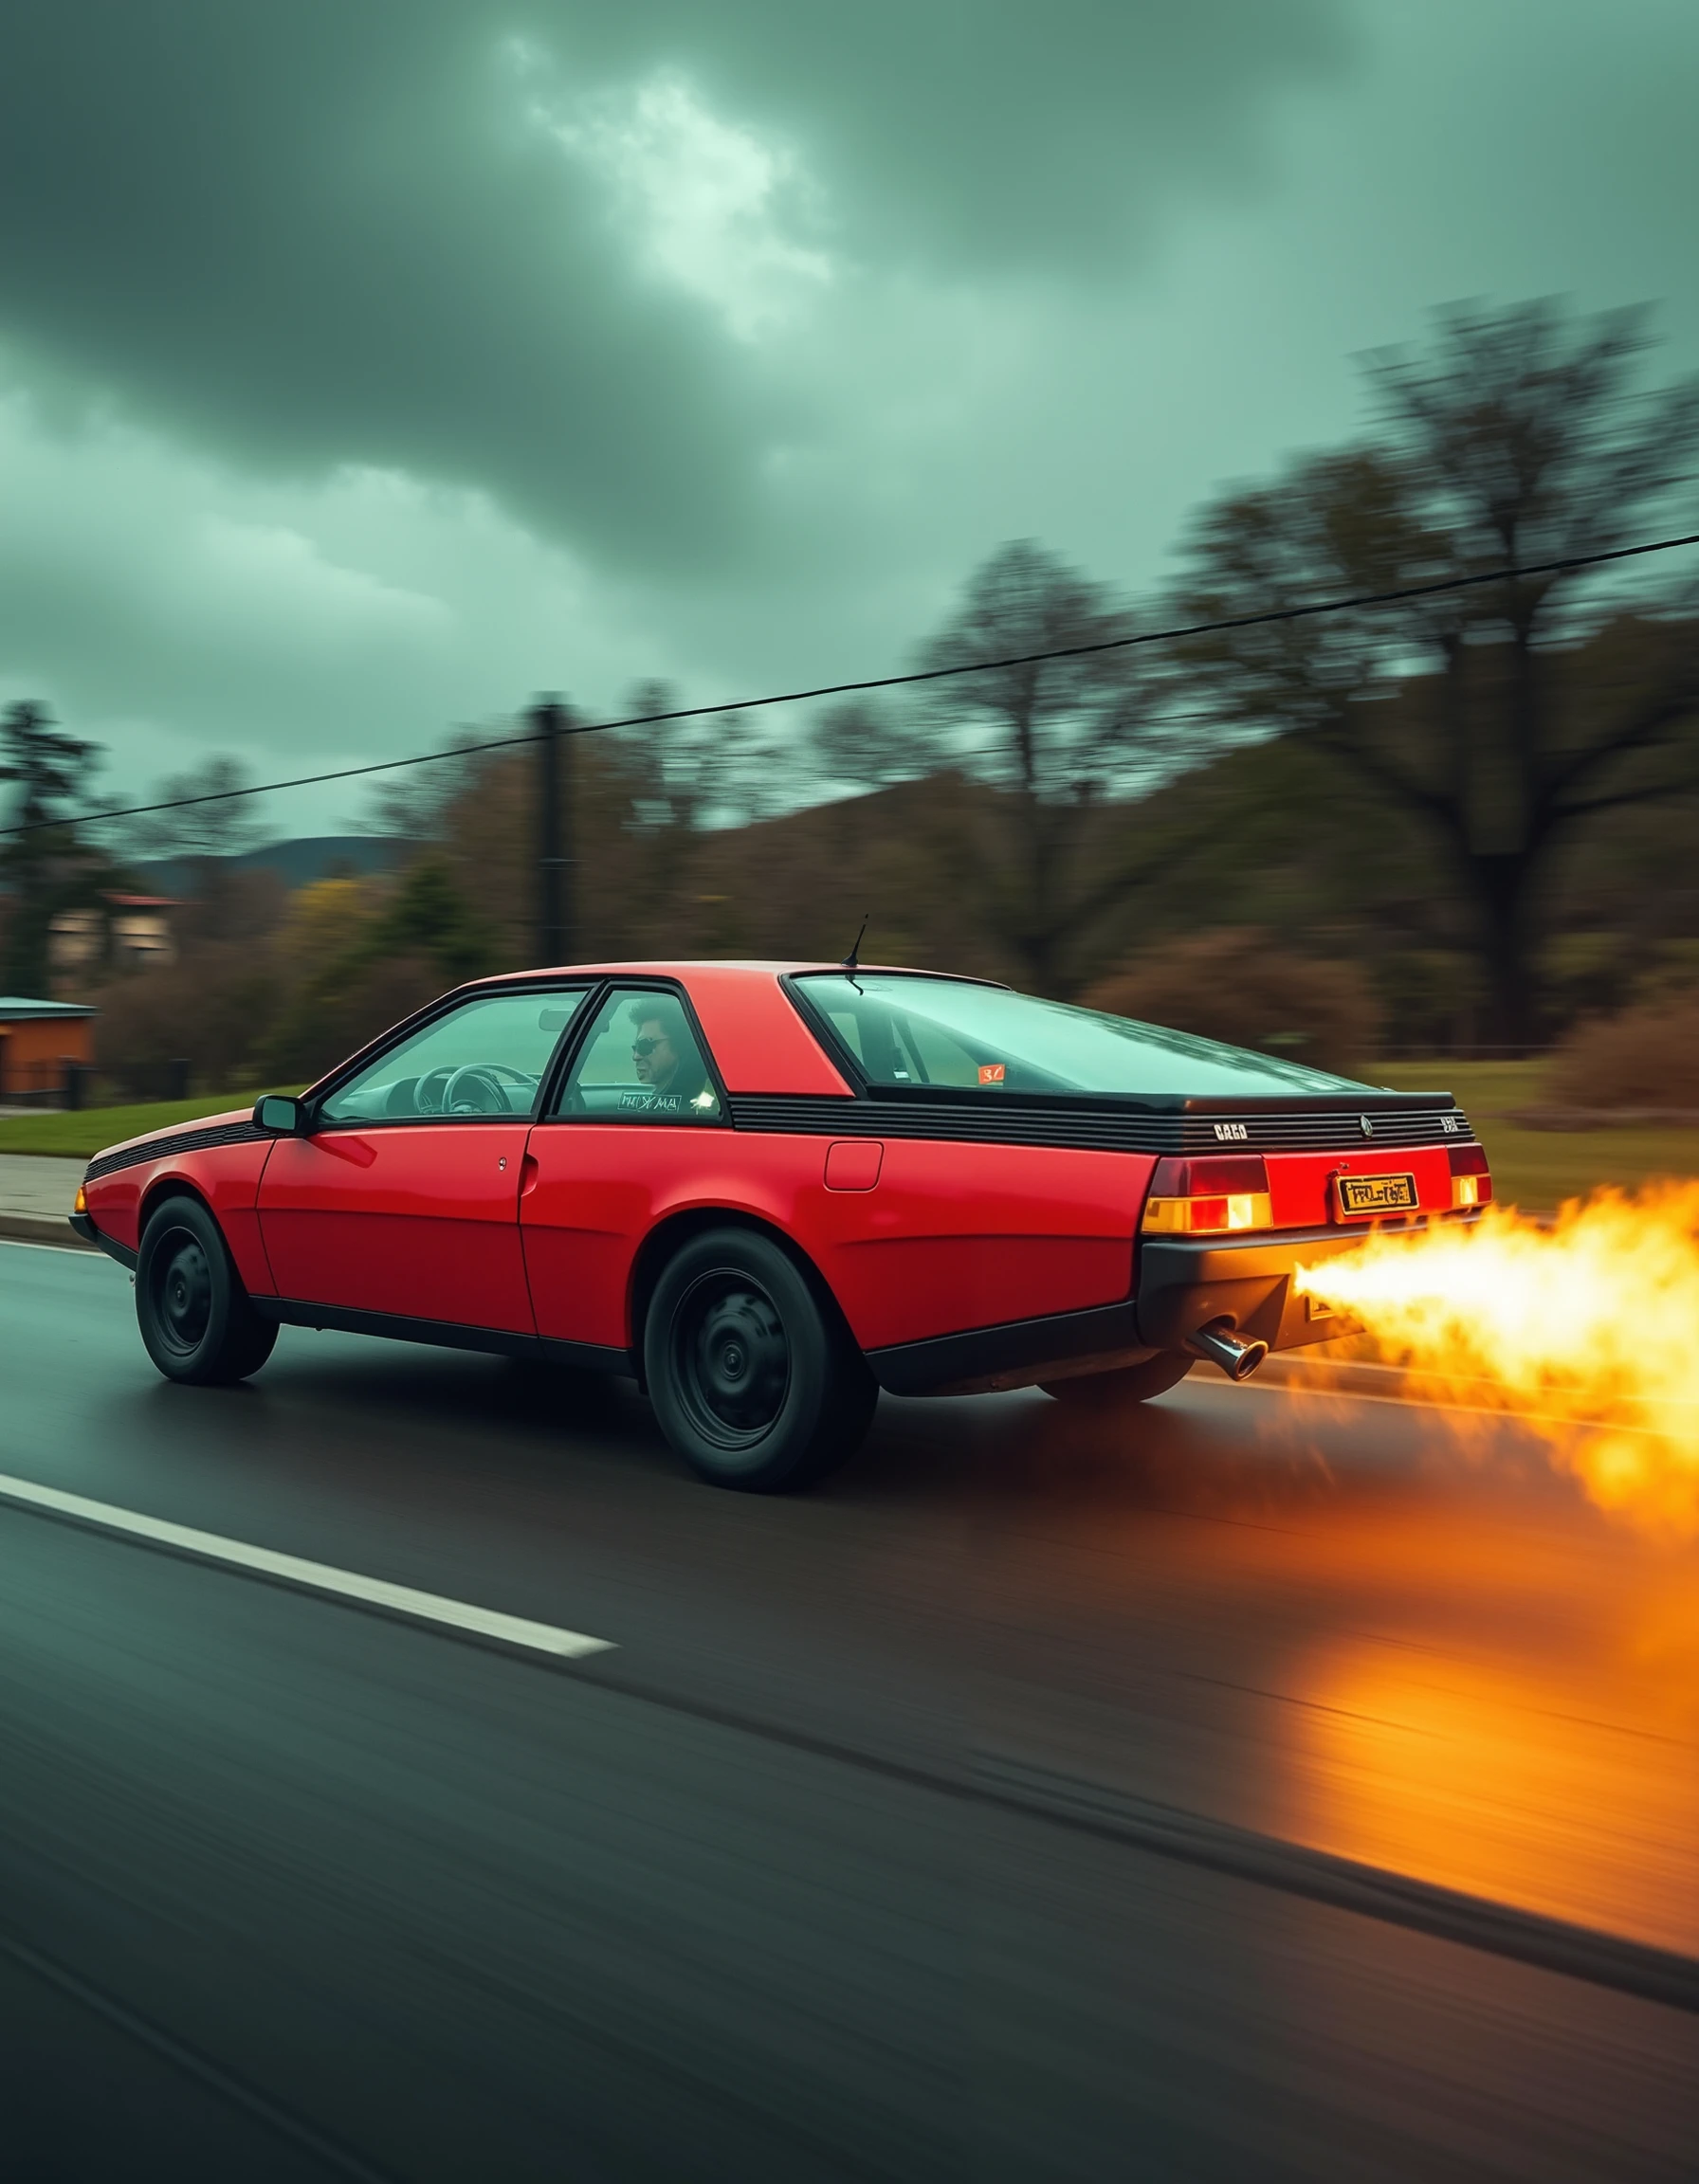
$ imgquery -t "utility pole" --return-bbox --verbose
[531,695,575,966]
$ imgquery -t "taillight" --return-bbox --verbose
[1142,1155,1272,1236]
[1447,1141,1492,1209]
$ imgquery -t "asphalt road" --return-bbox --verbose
[1,1238,1695,2181]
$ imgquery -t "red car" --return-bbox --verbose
[72,963,1490,1489]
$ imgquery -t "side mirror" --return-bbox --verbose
[252,1094,305,1136]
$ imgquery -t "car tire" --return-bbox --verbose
[1040,1352,1194,1407]
[137,1194,279,1386]
[644,1228,877,1491]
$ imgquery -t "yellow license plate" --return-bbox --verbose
[1334,1172,1418,1218]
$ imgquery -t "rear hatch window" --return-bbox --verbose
[794,973,1378,1100]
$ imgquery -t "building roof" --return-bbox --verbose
[0,997,99,1021]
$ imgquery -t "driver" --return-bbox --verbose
[629,997,712,1111]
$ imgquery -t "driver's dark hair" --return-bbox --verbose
[627,993,691,1047]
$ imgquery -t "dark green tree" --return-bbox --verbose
[1176,301,1699,1046]
[0,700,102,992]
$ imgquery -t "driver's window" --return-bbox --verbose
[319,991,586,1123]
[551,987,722,1122]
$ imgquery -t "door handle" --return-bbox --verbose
[520,1154,540,1195]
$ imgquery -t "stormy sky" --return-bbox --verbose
[1,0,1695,831]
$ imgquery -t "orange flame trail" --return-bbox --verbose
[1292,1182,1699,1527]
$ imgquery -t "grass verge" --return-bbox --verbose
[0,1093,291,1158]
[1380,1058,1699,1210]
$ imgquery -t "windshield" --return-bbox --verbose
[794,973,1375,1100]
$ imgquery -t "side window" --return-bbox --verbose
[553,988,722,1123]
[319,990,586,1122]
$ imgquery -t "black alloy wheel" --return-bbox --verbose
[136,1194,278,1386]
[1040,1351,1195,1408]
[644,1228,877,1491]
[677,1275,792,1443]
[155,1228,212,1357]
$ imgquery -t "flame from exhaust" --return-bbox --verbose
[1292,1183,1699,1528]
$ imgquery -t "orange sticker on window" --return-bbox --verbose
[977,1063,1006,1085]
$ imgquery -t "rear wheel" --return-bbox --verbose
[644,1228,876,1491]
[1041,1352,1194,1407]
[137,1195,278,1386]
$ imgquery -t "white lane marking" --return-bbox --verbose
[0,1470,614,1659]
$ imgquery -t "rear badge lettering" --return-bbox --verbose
[1213,1121,1249,1142]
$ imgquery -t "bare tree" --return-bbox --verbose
[1177,301,1699,1045]
[809,697,936,792]
[618,680,793,832]
[131,754,263,862]
[918,538,1193,993]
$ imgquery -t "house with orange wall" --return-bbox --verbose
[0,997,97,1100]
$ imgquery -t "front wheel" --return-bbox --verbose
[644,1228,876,1491]
[137,1195,278,1386]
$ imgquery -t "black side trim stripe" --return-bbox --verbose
[729,1095,1473,1156]
[84,1119,265,1182]
[250,1296,630,1374]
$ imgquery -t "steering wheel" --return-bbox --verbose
[413,1065,455,1115]
[442,1063,536,1116]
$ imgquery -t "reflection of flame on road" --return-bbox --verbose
[1292,1183,1699,1528]
[1288,1641,1699,1954]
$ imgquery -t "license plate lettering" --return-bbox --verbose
[1334,1172,1418,1217]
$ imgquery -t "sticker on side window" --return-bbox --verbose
[977,1063,1006,1085]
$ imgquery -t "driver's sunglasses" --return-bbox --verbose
[630,1035,665,1058]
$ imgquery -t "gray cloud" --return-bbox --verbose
[2,0,1695,829]
[0,3,1345,572]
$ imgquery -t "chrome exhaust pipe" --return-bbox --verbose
[1187,1323,1270,1382]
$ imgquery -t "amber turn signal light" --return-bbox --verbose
[73,1182,87,1214]
[1446,1142,1492,1210]
[1142,1154,1273,1236]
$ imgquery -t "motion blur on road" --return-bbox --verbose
[2,1234,1695,2180]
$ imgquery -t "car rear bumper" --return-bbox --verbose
[866,1216,1477,1397]
[1133,1222,1387,1354]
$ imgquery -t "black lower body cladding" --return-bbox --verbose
[1134,1224,1402,1352]
[868,1219,1476,1398]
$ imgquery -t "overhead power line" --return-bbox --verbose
[4,525,1697,842]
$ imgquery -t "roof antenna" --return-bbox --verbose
[841,912,869,971]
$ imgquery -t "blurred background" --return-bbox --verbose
[2,2,1697,1188]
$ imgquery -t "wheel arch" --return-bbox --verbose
[627,1206,859,1366]
[137,1171,218,1239]
[135,1174,255,1299]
